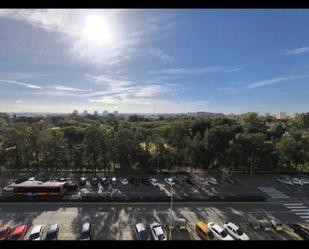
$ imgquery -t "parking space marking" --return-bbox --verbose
[258,187,289,199]
[283,202,309,223]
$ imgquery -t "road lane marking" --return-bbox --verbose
[283,203,303,206]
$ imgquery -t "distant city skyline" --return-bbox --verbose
[0,9,309,114]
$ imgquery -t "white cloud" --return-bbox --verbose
[15,99,23,104]
[149,66,243,76]
[247,75,309,89]
[285,46,309,55]
[51,85,91,92]
[0,9,177,67]
[0,79,43,89]
[148,48,174,63]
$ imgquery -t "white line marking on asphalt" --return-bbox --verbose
[299,216,309,219]
[283,203,303,206]
[290,209,309,212]
[295,212,309,215]
[286,206,307,209]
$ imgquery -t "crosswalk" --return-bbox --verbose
[283,203,309,223]
[258,187,290,199]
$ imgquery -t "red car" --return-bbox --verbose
[0,225,12,240]
[8,225,28,240]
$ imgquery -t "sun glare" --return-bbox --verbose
[83,15,113,45]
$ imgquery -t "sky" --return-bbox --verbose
[0,9,308,114]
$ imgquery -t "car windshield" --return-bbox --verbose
[220,230,228,237]
[158,234,165,240]
[139,230,148,240]
[236,229,244,236]
[0,230,7,237]
[8,234,21,240]
[46,231,57,240]
[81,228,90,239]
[29,232,40,240]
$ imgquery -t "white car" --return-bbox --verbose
[292,177,303,186]
[149,178,159,186]
[134,223,149,240]
[276,178,293,186]
[150,223,166,241]
[164,177,175,186]
[208,222,234,240]
[28,177,35,181]
[28,225,44,240]
[300,178,309,185]
[120,178,128,185]
[224,222,249,240]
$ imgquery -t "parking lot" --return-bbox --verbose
[0,202,308,240]
[1,171,309,201]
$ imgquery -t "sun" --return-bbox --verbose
[83,15,113,45]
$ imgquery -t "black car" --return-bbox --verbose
[91,177,99,186]
[67,182,78,191]
[130,178,140,186]
[14,178,27,184]
[185,178,194,185]
[79,177,87,187]
[100,177,109,186]
[289,223,309,240]
[80,222,91,240]
[45,224,59,240]
[141,178,151,186]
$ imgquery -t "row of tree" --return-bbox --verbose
[0,112,308,174]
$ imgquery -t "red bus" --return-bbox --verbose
[13,181,67,196]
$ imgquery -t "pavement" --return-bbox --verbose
[1,202,309,240]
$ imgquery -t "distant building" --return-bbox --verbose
[264,112,271,117]
[103,110,108,116]
[72,110,78,115]
[292,112,300,119]
[94,110,98,115]
[276,111,287,120]
[113,111,119,116]
[83,110,88,116]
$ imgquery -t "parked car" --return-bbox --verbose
[14,178,27,184]
[28,225,44,240]
[79,177,87,187]
[141,178,151,186]
[224,222,249,240]
[67,182,78,191]
[258,218,272,231]
[185,178,194,185]
[150,223,166,241]
[276,178,293,186]
[28,177,35,181]
[45,224,59,240]
[8,225,28,240]
[2,184,14,192]
[149,178,159,186]
[269,219,283,232]
[134,223,149,240]
[111,177,118,186]
[59,178,67,182]
[248,217,260,230]
[100,177,109,186]
[300,178,309,185]
[208,222,234,240]
[38,177,49,182]
[195,221,215,240]
[292,178,303,186]
[164,177,175,186]
[289,223,309,240]
[175,218,187,230]
[91,177,99,186]
[0,225,12,240]
[120,178,128,185]
[80,222,91,240]
[224,178,235,185]
[130,178,140,186]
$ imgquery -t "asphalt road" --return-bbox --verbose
[0,202,308,240]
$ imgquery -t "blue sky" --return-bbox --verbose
[0,9,308,114]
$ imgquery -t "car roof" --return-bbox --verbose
[13,225,27,234]
[226,222,239,230]
[154,226,163,234]
[48,224,58,232]
[196,221,210,232]
[135,223,146,231]
[82,223,90,232]
[210,223,223,232]
[0,225,10,232]
[31,225,42,234]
